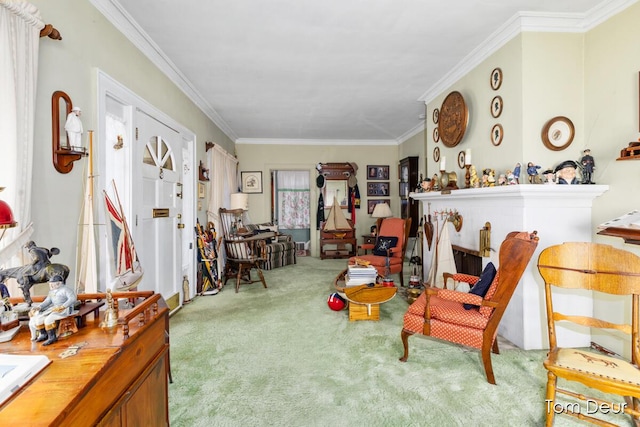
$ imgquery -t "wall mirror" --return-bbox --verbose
[317,162,355,210]
[325,180,348,208]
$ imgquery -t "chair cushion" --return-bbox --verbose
[377,218,405,258]
[464,262,496,310]
[372,236,398,256]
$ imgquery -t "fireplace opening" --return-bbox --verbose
[452,245,482,276]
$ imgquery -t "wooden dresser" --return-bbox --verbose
[320,221,356,259]
[0,292,169,426]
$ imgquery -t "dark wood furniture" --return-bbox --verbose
[597,226,640,245]
[359,234,376,255]
[400,231,539,384]
[320,220,356,259]
[538,242,640,426]
[1,291,169,426]
[399,156,419,237]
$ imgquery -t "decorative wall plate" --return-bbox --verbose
[438,91,468,148]
[491,124,504,146]
[541,116,575,151]
[490,67,503,90]
[433,146,440,162]
[490,95,503,118]
[433,127,440,142]
[432,108,439,124]
[457,151,466,169]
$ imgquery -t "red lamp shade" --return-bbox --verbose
[0,199,17,229]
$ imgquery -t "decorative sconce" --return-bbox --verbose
[51,91,87,173]
[479,222,491,257]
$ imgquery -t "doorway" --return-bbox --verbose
[271,171,310,255]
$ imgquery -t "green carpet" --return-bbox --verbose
[168,257,632,426]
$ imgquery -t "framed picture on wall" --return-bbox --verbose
[366,182,390,196]
[241,171,263,194]
[198,182,206,199]
[367,165,389,180]
[368,199,390,215]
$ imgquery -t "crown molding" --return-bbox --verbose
[89,0,237,141]
[235,138,398,146]
[419,0,638,105]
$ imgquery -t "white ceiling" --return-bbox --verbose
[96,0,626,144]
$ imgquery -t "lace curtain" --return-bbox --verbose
[0,1,44,265]
[277,171,310,229]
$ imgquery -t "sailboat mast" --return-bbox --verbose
[111,180,136,266]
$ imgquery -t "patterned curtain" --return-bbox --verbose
[277,171,310,229]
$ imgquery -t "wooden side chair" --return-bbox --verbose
[538,242,640,426]
[348,217,411,286]
[219,208,275,293]
[400,231,539,384]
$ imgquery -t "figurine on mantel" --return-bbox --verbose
[513,162,521,184]
[555,160,579,184]
[506,170,517,185]
[527,162,542,184]
[580,149,595,184]
[542,169,556,184]
[469,165,480,188]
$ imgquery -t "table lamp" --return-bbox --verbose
[0,187,17,240]
[370,202,392,235]
[230,192,249,233]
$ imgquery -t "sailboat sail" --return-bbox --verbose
[322,196,352,231]
[76,130,98,294]
[104,184,143,291]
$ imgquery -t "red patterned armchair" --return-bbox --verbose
[399,231,538,384]
[348,217,411,286]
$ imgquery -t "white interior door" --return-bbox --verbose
[135,111,183,310]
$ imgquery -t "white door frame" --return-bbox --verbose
[96,70,196,308]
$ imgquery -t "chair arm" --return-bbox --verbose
[276,233,293,242]
[443,272,479,289]
[436,288,484,307]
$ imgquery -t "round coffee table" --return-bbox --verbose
[333,269,397,321]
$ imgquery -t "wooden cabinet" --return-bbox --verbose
[0,292,169,426]
[320,221,356,259]
[399,156,419,237]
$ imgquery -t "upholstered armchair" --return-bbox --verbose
[348,217,411,286]
[400,231,538,384]
[244,222,297,270]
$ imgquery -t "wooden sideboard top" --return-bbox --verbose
[0,296,169,426]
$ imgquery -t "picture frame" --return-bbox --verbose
[433,127,439,142]
[367,182,390,197]
[457,151,466,169]
[490,67,503,90]
[198,182,205,199]
[367,165,389,180]
[541,116,575,151]
[491,95,503,118]
[241,171,263,194]
[491,123,504,146]
[368,199,390,215]
[432,108,439,124]
[433,146,440,162]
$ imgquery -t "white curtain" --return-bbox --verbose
[0,1,43,265]
[206,144,238,274]
[277,171,310,229]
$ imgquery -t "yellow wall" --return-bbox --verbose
[28,0,231,269]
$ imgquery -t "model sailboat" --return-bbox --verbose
[104,182,143,291]
[322,196,352,232]
[75,131,98,294]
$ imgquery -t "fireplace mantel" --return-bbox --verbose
[411,184,609,350]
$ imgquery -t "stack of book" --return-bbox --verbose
[346,265,377,287]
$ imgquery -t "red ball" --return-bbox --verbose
[327,292,346,311]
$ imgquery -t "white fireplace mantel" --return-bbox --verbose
[411,184,609,350]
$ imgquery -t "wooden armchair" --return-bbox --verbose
[348,217,411,286]
[538,242,640,426]
[400,231,539,384]
[219,208,275,293]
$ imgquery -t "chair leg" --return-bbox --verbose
[481,339,496,385]
[398,268,405,287]
[257,266,267,289]
[399,329,412,362]
[545,371,557,427]
[235,264,244,293]
[492,337,500,354]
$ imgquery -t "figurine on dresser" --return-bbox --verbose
[28,275,77,345]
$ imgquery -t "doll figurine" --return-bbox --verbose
[580,149,595,184]
[527,162,541,184]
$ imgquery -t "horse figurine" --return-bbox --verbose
[0,241,69,305]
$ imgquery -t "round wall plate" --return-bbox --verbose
[491,123,504,146]
[433,146,440,162]
[491,95,503,118]
[541,116,575,151]
[438,91,468,148]
[457,151,466,168]
[490,67,503,90]
[433,127,440,142]
[432,108,439,124]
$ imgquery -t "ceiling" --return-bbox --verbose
[98,0,618,144]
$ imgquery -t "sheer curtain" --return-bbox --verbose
[206,144,238,273]
[277,171,310,229]
[0,1,44,265]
